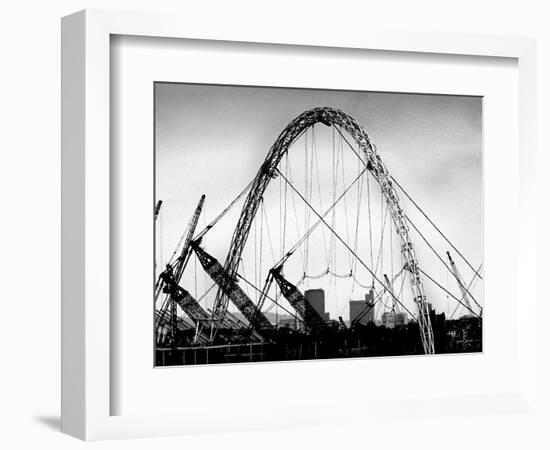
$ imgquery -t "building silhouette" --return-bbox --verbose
[349,289,376,325]
[305,288,325,318]
[381,311,408,328]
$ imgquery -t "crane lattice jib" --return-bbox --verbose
[215,106,434,354]
[192,242,273,331]
[270,269,326,330]
[447,251,474,313]
[174,195,205,282]
[160,195,205,343]
[172,287,211,323]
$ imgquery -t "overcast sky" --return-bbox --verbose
[155,83,482,322]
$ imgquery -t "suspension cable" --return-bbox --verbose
[262,201,277,265]
[286,160,307,269]
[194,178,254,240]
[259,198,264,301]
[373,203,389,276]
[450,263,482,319]
[366,171,374,286]
[406,215,482,310]
[352,270,403,324]
[390,204,394,282]
[339,133,353,270]
[351,153,364,293]
[195,283,217,304]
[332,124,482,283]
[332,125,366,166]
[304,128,309,278]
[312,128,330,266]
[256,209,258,301]
[419,268,481,318]
[390,176,482,280]
[378,186,385,281]
[262,275,305,315]
[273,165,369,269]
[329,127,339,279]
[276,168,417,320]
[235,273,302,323]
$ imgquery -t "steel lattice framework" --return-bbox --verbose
[214,107,434,354]
[270,268,327,330]
[192,242,274,331]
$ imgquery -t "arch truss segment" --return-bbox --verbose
[215,107,434,354]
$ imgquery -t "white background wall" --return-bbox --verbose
[0,1,548,448]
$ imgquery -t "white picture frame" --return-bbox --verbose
[61,9,537,441]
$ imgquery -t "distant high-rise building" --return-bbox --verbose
[381,311,408,328]
[349,289,375,325]
[305,289,325,319]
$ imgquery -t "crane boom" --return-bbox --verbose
[156,195,206,345]
[352,270,404,327]
[191,240,273,332]
[174,195,206,282]
[270,267,326,330]
[171,286,210,324]
[384,273,400,313]
[351,298,375,327]
[450,263,482,319]
[170,195,206,343]
[446,251,474,315]
[338,316,348,330]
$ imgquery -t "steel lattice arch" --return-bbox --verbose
[213,106,435,354]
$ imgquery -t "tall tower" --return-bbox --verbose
[304,289,325,319]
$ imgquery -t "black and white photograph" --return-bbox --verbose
[2,0,546,446]
[154,83,483,366]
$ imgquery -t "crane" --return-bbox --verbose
[449,263,482,320]
[156,195,206,346]
[446,251,481,317]
[350,292,375,328]
[351,269,405,327]
[338,316,348,330]
[384,273,400,314]
[270,266,326,330]
[191,240,274,334]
